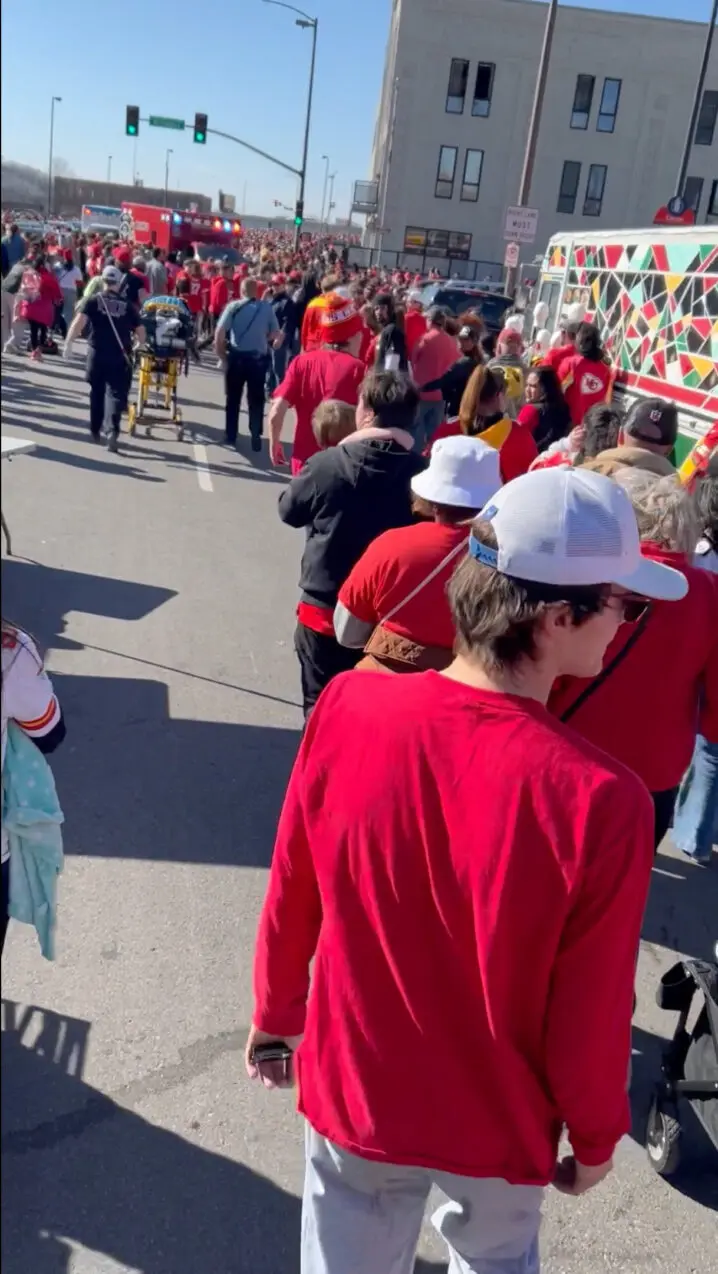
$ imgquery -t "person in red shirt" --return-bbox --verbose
[300,275,340,352]
[209,259,238,323]
[411,307,459,451]
[247,466,686,1273]
[558,322,613,425]
[542,320,580,373]
[403,291,428,359]
[433,365,538,482]
[268,293,367,475]
[549,468,718,849]
[175,257,205,332]
[335,436,501,672]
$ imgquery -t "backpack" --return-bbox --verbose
[19,268,41,303]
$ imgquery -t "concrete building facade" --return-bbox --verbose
[367,0,718,271]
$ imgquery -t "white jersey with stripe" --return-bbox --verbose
[1,628,61,863]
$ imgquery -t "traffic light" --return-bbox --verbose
[193,112,208,144]
[294,199,304,227]
[125,105,140,137]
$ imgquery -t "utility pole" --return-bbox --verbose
[505,0,558,295]
[47,95,62,216]
[327,171,336,229]
[675,0,717,200]
[164,149,173,208]
[107,155,113,184]
[295,14,318,248]
[320,154,330,231]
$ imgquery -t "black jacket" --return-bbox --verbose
[278,435,425,609]
[271,291,299,344]
[531,399,573,453]
[422,353,483,417]
[375,323,408,372]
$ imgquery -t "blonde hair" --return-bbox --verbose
[614,469,700,554]
[311,399,356,449]
[458,365,505,435]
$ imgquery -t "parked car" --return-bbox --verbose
[418,282,512,333]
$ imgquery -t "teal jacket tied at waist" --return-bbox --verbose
[2,721,64,959]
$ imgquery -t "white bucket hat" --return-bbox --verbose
[470,467,688,600]
[411,436,502,509]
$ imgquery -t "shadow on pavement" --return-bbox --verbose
[2,558,299,867]
[629,1024,718,1210]
[1,1000,303,1274]
[49,671,299,866]
[2,559,177,654]
[30,442,165,482]
[642,849,718,964]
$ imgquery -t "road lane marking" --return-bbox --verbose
[191,432,213,492]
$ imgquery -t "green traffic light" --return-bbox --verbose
[127,124,137,136]
[195,132,205,143]
[294,217,303,226]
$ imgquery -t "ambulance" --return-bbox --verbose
[534,226,717,462]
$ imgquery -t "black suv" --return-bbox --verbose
[418,283,512,333]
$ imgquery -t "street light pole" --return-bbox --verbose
[47,95,62,216]
[327,171,336,229]
[263,0,318,249]
[107,155,113,184]
[505,0,558,295]
[674,0,718,200]
[164,149,173,208]
[320,154,330,231]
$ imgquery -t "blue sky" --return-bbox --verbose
[0,0,711,217]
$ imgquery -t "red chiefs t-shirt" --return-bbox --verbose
[210,276,238,315]
[274,348,366,468]
[428,419,537,484]
[404,309,428,358]
[176,271,205,314]
[558,354,612,425]
[339,522,468,650]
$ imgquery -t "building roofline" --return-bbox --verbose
[499,0,714,33]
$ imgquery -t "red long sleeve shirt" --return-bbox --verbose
[549,545,718,791]
[253,670,654,1184]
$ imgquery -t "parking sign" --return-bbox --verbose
[503,206,539,244]
[504,242,520,268]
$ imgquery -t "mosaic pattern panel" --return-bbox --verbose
[565,239,718,401]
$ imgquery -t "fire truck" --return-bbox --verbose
[119,202,243,262]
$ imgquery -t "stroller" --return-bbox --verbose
[646,948,718,1175]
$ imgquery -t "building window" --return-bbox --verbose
[446,58,469,114]
[683,175,704,215]
[435,145,458,198]
[708,179,718,218]
[695,90,718,146]
[557,160,581,213]
[472,63,495,117]
[570,75,595,129]
[583,164,607,216]
[597,78,621,132]
[460,149,484,201]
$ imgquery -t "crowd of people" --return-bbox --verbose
[2,212,717,1272]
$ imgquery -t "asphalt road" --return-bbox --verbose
[1,349,716,1274]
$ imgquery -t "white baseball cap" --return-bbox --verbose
[470,467,688,601]
[102,264,123,286]
[412,436,501,510]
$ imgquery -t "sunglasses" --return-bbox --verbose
[607,592,651,624]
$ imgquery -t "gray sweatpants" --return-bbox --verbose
[301,1124,544,1274]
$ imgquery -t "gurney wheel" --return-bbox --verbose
[646,1094,682,1176]
[127,405,137,436]
[144,425,153,439]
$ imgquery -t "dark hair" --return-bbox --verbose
[564,321,581,341]
[526,365,564,405]
[448,521,608,673]
[480,330,497,360]
[574,405,623,464]
[697,456,718,552]
[575,321,603,361]
[360,369,419,431]
[152,246,163,259]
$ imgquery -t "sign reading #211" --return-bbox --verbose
[503,206,539,243]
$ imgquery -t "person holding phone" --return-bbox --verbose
[247,467,686,1273]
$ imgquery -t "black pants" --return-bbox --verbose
[1,857,9,956]
[28,320,47,350]
[86,353,131,437]
[225,352,268,444]
[652,786,679,853]
[294,621,362,721]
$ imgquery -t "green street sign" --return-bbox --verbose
[149,115,185,131]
